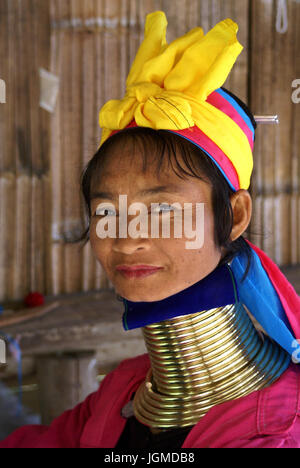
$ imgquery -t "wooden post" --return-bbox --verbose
[36,350,98,425]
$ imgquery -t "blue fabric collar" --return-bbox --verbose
[121,245,299,362]
[231,248,298,357]
[122,263,239,330]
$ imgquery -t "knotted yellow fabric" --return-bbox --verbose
[98,11,253,190]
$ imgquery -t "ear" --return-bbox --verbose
[229,189,252,242]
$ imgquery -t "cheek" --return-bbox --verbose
[89,220,108,261]
[169,210,220,273]
[89,221,98,250]
[202,205,218,249]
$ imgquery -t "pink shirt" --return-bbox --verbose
[0,353,300,448]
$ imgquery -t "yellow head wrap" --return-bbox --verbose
[98,11,254,190]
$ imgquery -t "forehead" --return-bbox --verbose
[90,145,212,203]
[89,131,215,204]
[92,135,202,186]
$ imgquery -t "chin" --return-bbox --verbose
[118,286,177,303]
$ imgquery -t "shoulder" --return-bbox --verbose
[255,362,300,435]
[113,353,150,373]
[93,352,150,399]
[78,353,151,447]
[183,363,300,448]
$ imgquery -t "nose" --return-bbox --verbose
[112,236,151,255]
[111,211,152,254]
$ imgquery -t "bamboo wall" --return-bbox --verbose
[0,0,299,302]
[0,0,51,301]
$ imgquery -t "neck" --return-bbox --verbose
[133,302,290,429]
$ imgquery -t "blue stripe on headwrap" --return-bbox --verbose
[216,88,255,139]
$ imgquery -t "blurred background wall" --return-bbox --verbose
[0,0,299,304]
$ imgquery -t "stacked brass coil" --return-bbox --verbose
[133,302,290,429]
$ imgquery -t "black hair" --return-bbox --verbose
[79,132,253,282]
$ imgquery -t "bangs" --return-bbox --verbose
[88,127,213,193]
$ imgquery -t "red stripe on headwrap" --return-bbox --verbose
[165,126,241,191]
[110,121,241,191]
[207,91,254,151]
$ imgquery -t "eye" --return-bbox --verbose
[152,203,175,214]
[95,206,117,217]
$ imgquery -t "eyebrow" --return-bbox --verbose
[90,184,184,200]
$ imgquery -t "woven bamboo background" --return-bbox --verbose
[0,0,52,302]
[0,0,299,302]
[249,0,300,265]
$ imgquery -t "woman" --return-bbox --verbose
[1,11,299,449]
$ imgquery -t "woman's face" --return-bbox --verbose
[89,143,223,302]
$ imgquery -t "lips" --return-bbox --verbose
[116,265,163,279]
[116,265,162,271]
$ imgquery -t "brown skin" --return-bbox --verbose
[89,145,252,302]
